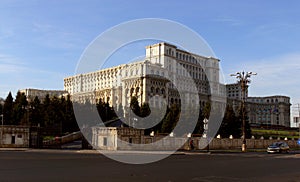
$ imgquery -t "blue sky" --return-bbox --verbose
[1,1,300,125]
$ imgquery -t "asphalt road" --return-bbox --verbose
[0,150,299,182]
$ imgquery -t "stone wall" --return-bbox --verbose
[205,138,298,150]
[92,127,299,151]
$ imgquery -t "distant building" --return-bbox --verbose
[247,96,291,128]
[0,97,4,105]
[19,88,67,103]
[226,83,248,100]
[226,84,291,128]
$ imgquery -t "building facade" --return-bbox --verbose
[64,42,222,110]
[247,96,291,128]
[19,88,67,103]
[226,83,291,128]
[0,126,30,148]
[226,83,248,100]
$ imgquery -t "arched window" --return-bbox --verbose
[151,87,154,93]
[156,88,160,94]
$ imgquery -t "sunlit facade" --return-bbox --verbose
[64,42,222,109]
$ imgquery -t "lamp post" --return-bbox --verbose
[203,118,209,152]
[230,71,257,152]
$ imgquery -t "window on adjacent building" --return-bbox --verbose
[103,137,107,146]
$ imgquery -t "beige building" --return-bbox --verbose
[19,88,67,102]
[247,96,291,128]
[226,83,248,100]
[64,42,223,110]
[226,83,291,127]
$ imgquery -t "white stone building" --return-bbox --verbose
[19,88,67,103]
[225,83,291,128]
[64,42,222,109]
[247,96,291,128]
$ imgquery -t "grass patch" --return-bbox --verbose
[252,128,299,139]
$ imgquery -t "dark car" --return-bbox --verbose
[267,142,289,153]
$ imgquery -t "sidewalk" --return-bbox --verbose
[1,147,299,155]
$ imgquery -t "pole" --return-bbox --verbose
[241,79,246,152]
[230,71,256,152]
[298,104,300,140]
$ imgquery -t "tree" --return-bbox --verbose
[193,107,204,134]
[130,96,140,117]
[62,95,78,133]
[42,94,51,127]
[28,96,42,126]
[161,105,180,133]
[3,92,13,125]
[13,91,28,125]
[218,104,241,138]
[96,99,108,122]
[203,102,211,119]
[140,103,151,117]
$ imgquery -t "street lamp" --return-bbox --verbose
[203,118,209,152]
[230,71,257,152]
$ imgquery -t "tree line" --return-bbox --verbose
[102,96,251,138]
[1,92,79,134]
[0,92,251,138]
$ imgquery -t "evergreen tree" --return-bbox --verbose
[3,92,13,125]
[161,105,179,133]
[218,104,241,138]
[96,99,107,122]
[193,107,204,134]
[29,96,42,126]
[42,94,51,127]
[130,96,140,117]
[203,102,211,119]
[13,91,28,125]
[62,95,78,133]
[140,103,151,117]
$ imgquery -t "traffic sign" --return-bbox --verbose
[297,139,300,145]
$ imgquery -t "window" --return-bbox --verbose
[11,136,15,144]
[103,137,107,146]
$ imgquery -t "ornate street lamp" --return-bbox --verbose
[203,118,209,152]
[230,71,257,152]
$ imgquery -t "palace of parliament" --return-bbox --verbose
[64,42,221,110]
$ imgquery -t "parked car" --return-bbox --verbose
[267,142,289,153]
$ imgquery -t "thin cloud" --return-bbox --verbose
[31,22,82,50]
[212,16,242,26]
[225,52,300,101]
